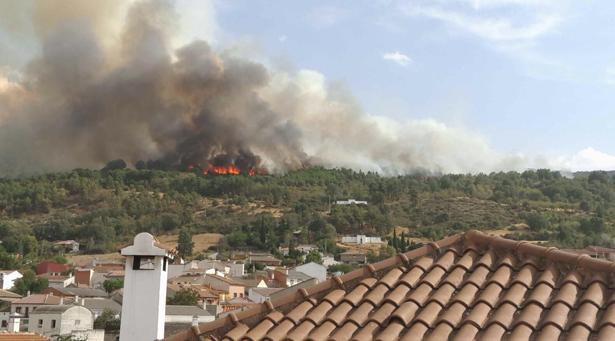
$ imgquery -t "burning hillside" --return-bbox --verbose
[185,151,263,176]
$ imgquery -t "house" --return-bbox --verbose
[53,240,79,253]
[247,287,283,303]
[164,305,214,324]
[27,304,101,340]
[247,254,282,267]
[199,275,246,301]
[37,274,74,289]
[339,250,367,264]
[164,230,615,341]
[0,333,51,341]
[294,262,327,283]
[41,287,108,299]
[341,234,383,244]
[321,255,340,268]
[73,268,94,287]
[219,296,257,313]
[82,298,122,319]
[10,294,65,320]
[335,199,368,205]
[0,271,22,290]
[35,262,70,276]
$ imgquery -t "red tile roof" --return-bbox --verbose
[0,333,50,341]
[164,230,615,341]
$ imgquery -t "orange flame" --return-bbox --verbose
[206,164,241,175]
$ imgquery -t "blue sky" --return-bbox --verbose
[199,0,615,169]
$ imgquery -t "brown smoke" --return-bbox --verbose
[0,0,525,176]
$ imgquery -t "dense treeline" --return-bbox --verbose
[0,166,614,268]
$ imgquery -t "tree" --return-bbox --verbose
[12,270,48,295]
[305,250,323,264]
[177,228,194,259]
[167,288,199,305]
[103,278,124,293]
[94,309,121,331]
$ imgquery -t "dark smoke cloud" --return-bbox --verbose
[0,0,527,176]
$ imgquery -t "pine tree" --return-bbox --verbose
[177,229,194,259]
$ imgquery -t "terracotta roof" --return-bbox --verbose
[0,333,50,341]
[11,294,62,305]
[164,230,615,341]
[0,289,22,299]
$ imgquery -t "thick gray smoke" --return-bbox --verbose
[0,0,525,176]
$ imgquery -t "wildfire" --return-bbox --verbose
[187,163,257,176]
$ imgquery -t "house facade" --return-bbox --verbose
[28,305,99,340]
[0,271,22,290]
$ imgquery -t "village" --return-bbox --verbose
[0,229,387,340]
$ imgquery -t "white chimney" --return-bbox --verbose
[191,314,199,327]
[59,297,64,305]
[119,233,174,341]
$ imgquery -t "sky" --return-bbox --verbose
[204,0,615,171]
[1,0,615,173]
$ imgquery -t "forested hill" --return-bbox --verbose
[1,167,614,265]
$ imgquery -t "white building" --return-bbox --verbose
[248,288,283,303]
[335,199,368,205]
[120,232,174,341]
[294,262,327,283]
[341,234,383,244]
[0,271,22,290]
[322,256,340,268]
[27,304,101,340]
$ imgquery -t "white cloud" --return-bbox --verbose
[383,51,412,66]
[408,6,562,42]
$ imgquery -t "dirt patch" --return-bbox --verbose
[68,252,124,267]
[157,233,223,253]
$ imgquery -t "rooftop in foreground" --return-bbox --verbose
[165,230,615,341]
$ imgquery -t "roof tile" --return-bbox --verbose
[163,231,615,341]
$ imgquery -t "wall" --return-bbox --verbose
[164,314,214,324]
[295,263,326,283]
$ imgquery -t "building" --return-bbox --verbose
[0,333,50,341]
[321,255,340,268]
[294,262,327,283]
[35,262,70,276]
[247,254,282,267]
[119,232,175,341]
[335,199,368,205]
[53,240,80,253]
[37,274,74,289]
[341,234,383,244]
[164,305,215,324]
[10,294,64,324]
[73,268,94,287]
[27,305,98,339]
[339,250,367,264]
[164,230,615,341]
[82,298,121,319]
[41,287,108,299]
[247,287,283,303]
[0,271,22,290]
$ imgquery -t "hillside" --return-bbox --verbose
[0,167,614,268]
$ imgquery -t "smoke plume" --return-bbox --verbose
[0,0,525,176]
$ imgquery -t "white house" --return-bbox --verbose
[335,199,368,205]
[0,271,22,290]
[341,234,382,244]
[27,304,102,340]
[294,262,327,283]
[322,256,340,268]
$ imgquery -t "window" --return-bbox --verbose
[15,307,21,314]
[1,320,7,328]
[233,293,237,298]
[37,319,43,328]
[132,256,155,270]
[75,319,81,326]
[51,320,56,328]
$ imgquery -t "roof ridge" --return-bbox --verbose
[163,230,615,341]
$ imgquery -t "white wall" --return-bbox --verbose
[295,263,326,283]
[0,271,22,290]
[165,314,214,324]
